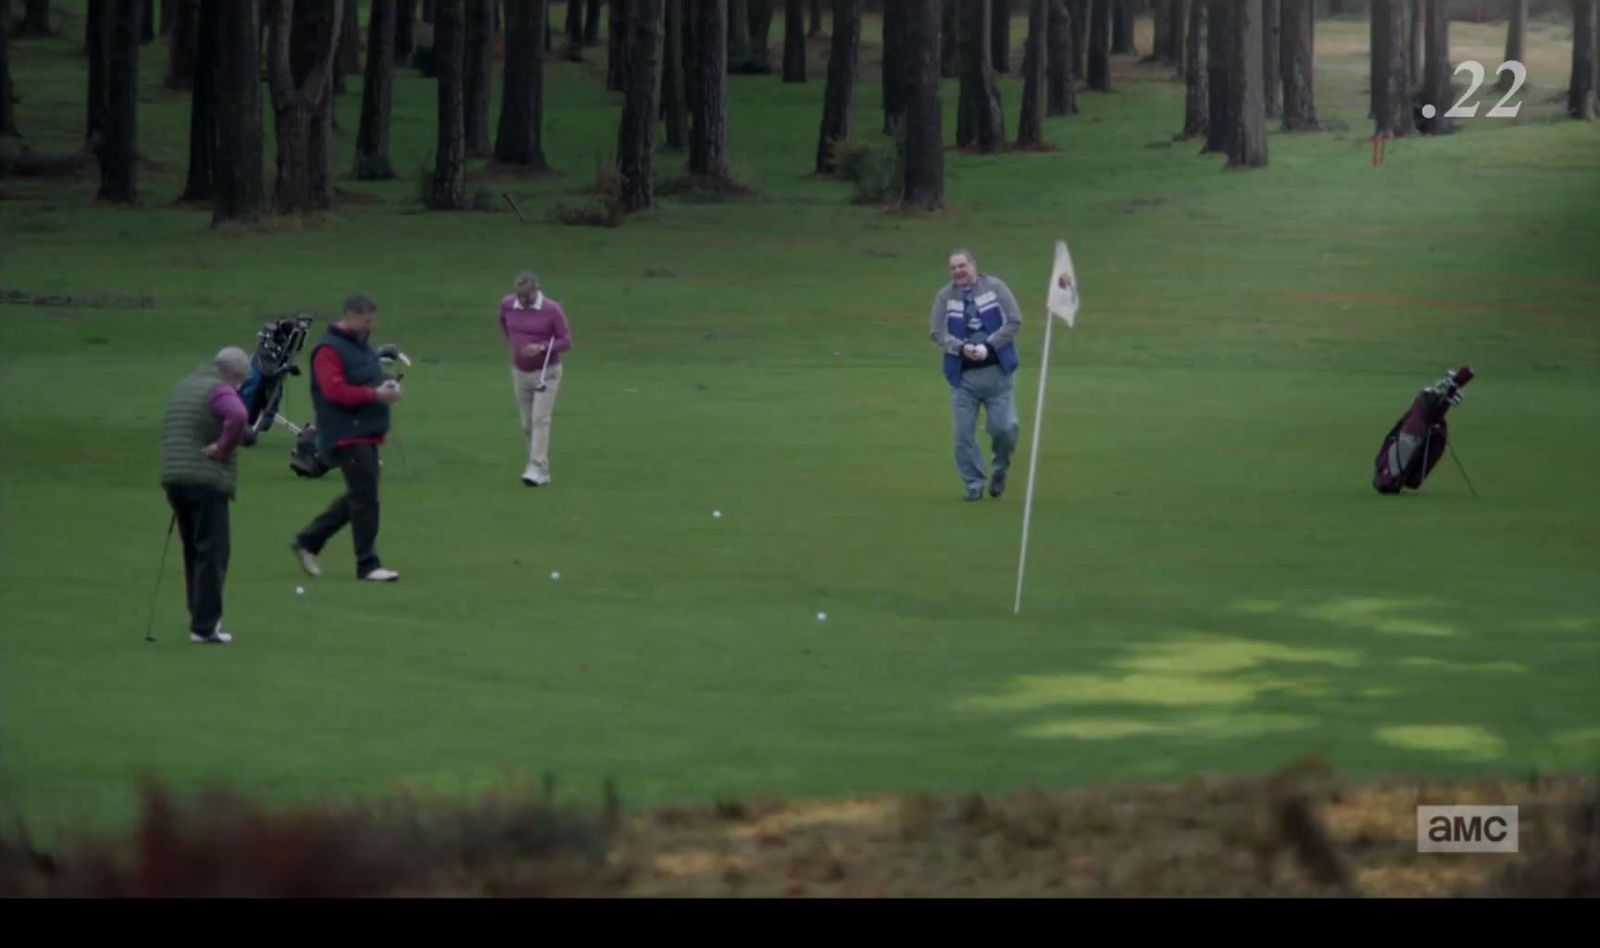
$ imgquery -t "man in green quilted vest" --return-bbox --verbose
[160,347,253,644]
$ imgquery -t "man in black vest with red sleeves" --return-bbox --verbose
[291,293,404,582]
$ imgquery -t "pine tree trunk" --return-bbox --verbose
[397,0,419,63]
[424,0,434,22]
[690,0,730,178]
[609,0,630,88]
[783,0,805,80]
[142,0,154,43]
[902,0,943,209]
[494,0,550,167]
[0,0,16,137]
[464,0,493,153]
[1280,0,1316,131]
[815,0,859,173]
[992,0,1010,72]
[584,0,602,45]
[942,0,958,78]
[336,0,360,94]
[357,0,398,178]
[1017,0,1046,144]
[1226,0,1265,167]
[265,0,343,214]
[98,0,140,203]
[1502,0,1526,91]
[1179,0,1206,139]
[1261,0,1278,117]
[18,0,51,36]
[618,0,662,211]
[1167,0,1186,66]
[1408,0,1421,91]
[86,0,110,148]
[160,0,175,35]
[1111,0,1131,54]
[1046,0,1076,115]
[1070,0,1086,76]
[1419,0,1451,133]
[1202,0,1229,151]
[212,0,263,226]
[883,2,905,132]
[180,0,216,201]
[748,0,775,72]
[1152,0,1169,63]
[165,0,197,91]
[728,0,749,70]
[566,0,583,53]
[958,0,1004,150]
[1372,0,1412,136]
[809,0,822,37]
[431,0,467,207]
[663,0,687,147]
[1087,0,1110,90]
[1571,0,1598,120]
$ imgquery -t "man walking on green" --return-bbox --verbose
[929,249,1024,501]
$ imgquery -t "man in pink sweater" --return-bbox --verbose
[499,271,573,486]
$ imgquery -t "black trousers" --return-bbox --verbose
[296,442,383,575]
[165,483,231,636]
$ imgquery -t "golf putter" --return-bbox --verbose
[535,335,556,392]
[143,513,178,643]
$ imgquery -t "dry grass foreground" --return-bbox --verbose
[3,764,1595,897]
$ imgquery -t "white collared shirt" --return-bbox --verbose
[512,292,545,310]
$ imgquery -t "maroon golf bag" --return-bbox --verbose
[1373,366,1474,494]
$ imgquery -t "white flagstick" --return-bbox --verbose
[1014,306,1057,615]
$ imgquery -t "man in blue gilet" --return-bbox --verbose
[929,249,1024,502]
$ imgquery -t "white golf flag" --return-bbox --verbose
[1046,240,1079,327]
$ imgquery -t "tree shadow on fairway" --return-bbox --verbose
[950,593,1600,785]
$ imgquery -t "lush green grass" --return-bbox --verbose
[2,10,1598,839]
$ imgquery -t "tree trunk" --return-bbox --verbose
[98,0,139,203]
[1152,0,1169,62]
[809,0,822,36]
[617,0,662,211]
[86,0,109,148]
[1179,0,1205,138]
[464,0,493,153]
[1372,0,1412,136]
[142,0,155,43]
[1202,0,1228,151]
[608,0,630,88]
[1418,0,1451,133]
[1226,0,1265,167]
[1070,0,1086,76]
[424,0,434,21]
[1016,0,1046,144]
[1408,0,1421,91]
[265,0,343,215]
[942,0,958,78]
[1261,0,1278,117]
[1046,0,1076,115]
[728,0,749,69]
[1167,0,1186,66]
[1280,0,1316,131]
[430,0,467,207]
[663,0,687,147]
[494,0,550,167]
[1572,0,1598,120]
[1502,0,1526,91]
[566,0,583,52]
[160,0,175,34]
[397,0,419,63]
[180,0,215,201]
[748,0,774,72]
[336,0,360,94]
[357,0,398,178]
[1087,0,1110,90]
[992,0,1010,72]
[815,0,859,173]
[165,0,197,91]
[883,1,905,132]
[584,0,602,45]
[902,0,943,209]
[18,0,50,36]
[690,0,730,178]
[1111,0,1132,54]
[783,0,805,80]
[212,0,262,226]
[0,0,15,137]
[958,0,1004,150]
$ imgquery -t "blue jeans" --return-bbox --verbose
[951,365,1020,489]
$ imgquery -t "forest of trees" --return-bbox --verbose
[2,0,1597,225]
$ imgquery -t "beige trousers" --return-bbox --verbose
[512,363,563,482]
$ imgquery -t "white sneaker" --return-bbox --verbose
[360,567,400,582]
[292,543,322,577]
[190,630,233,644]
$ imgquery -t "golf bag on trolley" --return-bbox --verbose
[239,315,314,436]
[1372,366,1474,494]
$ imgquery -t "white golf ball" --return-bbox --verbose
[713,510,722,518]
[550,571,560,581]
[817,611,827,622]
[295,586,305,595]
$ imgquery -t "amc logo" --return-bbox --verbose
[1416,805,1519,853]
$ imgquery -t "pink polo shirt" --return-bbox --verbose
[498,293,572,373]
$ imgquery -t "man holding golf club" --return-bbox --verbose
[157,346,254,643]
[291,294,403,583]
[930,248,1024,502]
[499,271,572,487]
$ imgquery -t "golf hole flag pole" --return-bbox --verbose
[1014,240,1079,615]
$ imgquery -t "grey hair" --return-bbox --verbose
[514,270,539,289]
[950,248,978,268]
[214,346,250,380]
